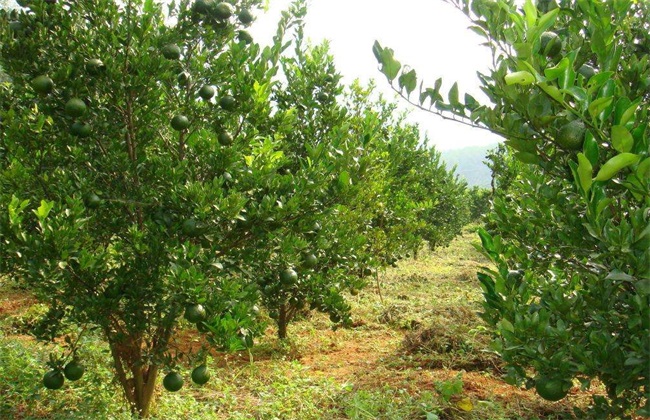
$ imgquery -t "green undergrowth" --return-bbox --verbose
[0,226,578,419]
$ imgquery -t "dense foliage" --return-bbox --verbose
[375,0,649,417]
[0,0,469,416]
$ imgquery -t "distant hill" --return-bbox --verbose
[440,143,499,188]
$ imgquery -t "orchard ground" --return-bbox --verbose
[0,226,609,419]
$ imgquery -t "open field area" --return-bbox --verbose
[0,228,602,419]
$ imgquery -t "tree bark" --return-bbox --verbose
[277,303,288,340]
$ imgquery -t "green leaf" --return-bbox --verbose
[514,152,540,165]
[588,96,613,120]
[620,101,639,126]
[377,47,401,82]
[544,58,568,82]
[523,0,537,28]
[33,200,54,221]
[538,83,564,103]
[634,279,650,296]
[398,69,417,96]
[583,132,599,166]
[577,153,593,193]
[594,153,640,181]
[611,125,634,153]
[505,71,535,86]
[448,82,459,106]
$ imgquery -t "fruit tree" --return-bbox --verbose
[374,0,649,417]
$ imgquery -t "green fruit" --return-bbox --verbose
[303,254,318,268]
[350,288,359,296]
[280,268,298,284]
[238,9,254,25]
[31,75,54,94]
[219,95,237,111]
[161,44,181,60]
[171,115,190,131]
[163,372,183,392]
[86,59,106,75]
[65,98,87,118]
[71,122,91,138]
[557,120,586,150]
[198,85,215,100]
[540,32,562,58]
[63,361,84,381]
[9,21,24,32]
[237,30,253,45]
[222,172,233,182]
[193,0,214,14]
[182,218,199,236]
[217,131,233,146]
[577,64,596,81]
[329,313,341,323]
[535,377,569,401]
[191,364,210,385]
[84,193,102,209]
[184,304,206,323]
[43,370,65,390]
[316,92,328,102]
[177,71,191,87]
[213,2,233,20]
[363,267,372,277]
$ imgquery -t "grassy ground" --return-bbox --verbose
[0,227,589,419]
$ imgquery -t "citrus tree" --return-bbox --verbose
[374,0,649,417]
[0,0,345,416]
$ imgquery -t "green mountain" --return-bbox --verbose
[441,143,499,188]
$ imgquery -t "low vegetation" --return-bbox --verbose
[1,229,604,419]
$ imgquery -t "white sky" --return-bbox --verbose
[249,0,502,151]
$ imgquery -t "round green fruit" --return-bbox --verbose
[198,85,215,100]
[219,95,237,111]
[177,71,191,87]
[191,364,210,385]
[556,120,586,150]
[329,313,341,323]
[182,218,199,236]
[84,193,102,209]
[303,254,318,268]
[63,361,84,381]
[540,31,562,58]
[71,122,91,138]
[193,0,214,14]
[31,75,54,95]
[184,304,206,323]
[316,92,328,102]
[237,30,253,45]
[280,268,298,284]
[535,377,569,401]
[238,9,254,25]
[65,98,87,118]
[86,59,106,75]
[222,172,233,182]
[9,21,24,32]
[577,64,596,81]
[161,44,181,60]
[43,370,65,390]
[163,372,183,392]
[213,2,233,20]
[171,115,190,131]
[217,131,233,146]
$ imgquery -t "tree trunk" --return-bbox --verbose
[108,337,160,418]
[277,303,289,340]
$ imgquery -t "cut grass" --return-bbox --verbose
[0,227,587,419]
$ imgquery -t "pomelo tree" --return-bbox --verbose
[375,0,649,417]
[0,0,358,416]
[253,22,471,338]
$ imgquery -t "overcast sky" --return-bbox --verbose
[249,0,502,151]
